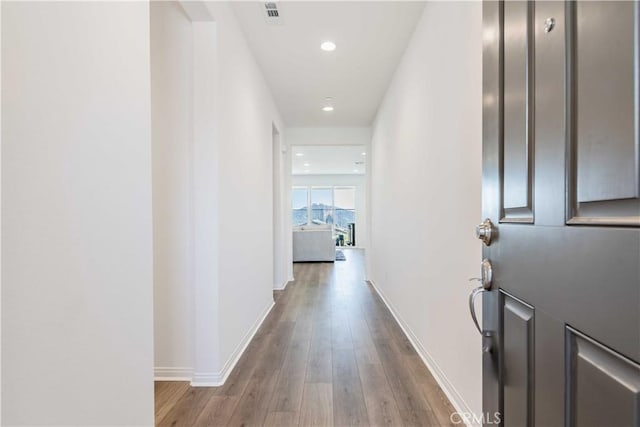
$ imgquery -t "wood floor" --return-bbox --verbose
[155,249,456,426]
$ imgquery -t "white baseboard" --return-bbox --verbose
[274,279,290,291]
[154,367,192,382]
[191,299,275,387]
[368,280,475,427]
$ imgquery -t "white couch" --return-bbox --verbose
[293,226,335,262]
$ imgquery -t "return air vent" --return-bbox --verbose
[264,2,283,24]
[265,2,278,17]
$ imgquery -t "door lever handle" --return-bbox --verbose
[469,286,487,335]
[468,259,494,337]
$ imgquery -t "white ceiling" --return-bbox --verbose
[291,145,366,175]
[231,1,425,126]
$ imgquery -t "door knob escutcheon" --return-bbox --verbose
[476,218,495,246]
[480,258,493,289]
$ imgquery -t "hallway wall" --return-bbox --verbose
[151,1,194,380]
[286,127,372,147]
[206,1,285,382]
[151,1,286,384]
[369,1,483,420]
[2,2,154,425]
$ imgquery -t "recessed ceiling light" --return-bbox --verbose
[303,162,310,167]
[295,153,304,157]
[361,152,366,156]
[322,106,334,112]
[320,41,336,52]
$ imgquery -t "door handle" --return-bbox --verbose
[469,286,487,335]
[468,259,493,336]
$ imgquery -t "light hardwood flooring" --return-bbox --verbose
[155,249,456,426]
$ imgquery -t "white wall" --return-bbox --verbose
[286,127,372,147]
[369,1,483,420]
[208,1,285,374]
[1,2,4,421]
[151,1,193,379]
[150,1,286,384]
[2,2,154,425]
[291,174,367,249]
[272,126,288,289]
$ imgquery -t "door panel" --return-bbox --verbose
[567,328,640,427]
[502,293,534,427]
[482,1,640,425]
[567,1,640,225]
[503,0,534,220]
[573,1,638,204]
[495,224,640,362]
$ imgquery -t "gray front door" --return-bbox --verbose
[482,1,640,425]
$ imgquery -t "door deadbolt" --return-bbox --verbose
[476,218,495,246]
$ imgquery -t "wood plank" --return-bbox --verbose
[263,411,299,426]
[299,383,333,427]
[268,319,312,412]
[378,309,417,356]
[357,362,404,426]
[332,348,369,426]
[349,311,382,366]
[375,339,440,426]
[331,308,353,350]
[154,381,191,424]
[214,331,270,397]
[193,395,239,426]
[405,354,456,426]
[226,319,295,425]
[156,387,215,427]
[226,368,281,426]
[306,315,332,383]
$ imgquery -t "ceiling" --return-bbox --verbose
[291,145,366,175]
[231,1,425,126]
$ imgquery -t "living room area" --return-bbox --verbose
[289,139,369,264]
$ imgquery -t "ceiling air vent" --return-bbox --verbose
[264,2,283,24]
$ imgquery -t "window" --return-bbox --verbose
[333,187,355,245]
[291,187,308,226]
[292,186,357,246]
[333,187,356,229]
[310,187,333,225]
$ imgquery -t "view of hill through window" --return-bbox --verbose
[292,186,356,244]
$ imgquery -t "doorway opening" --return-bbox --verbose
[290,145,367,264]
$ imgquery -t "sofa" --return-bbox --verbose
[292,225,335,262]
